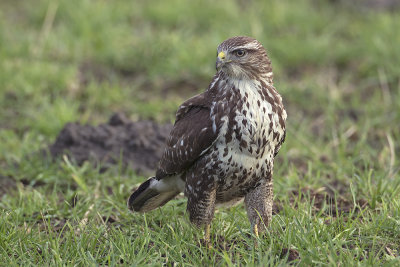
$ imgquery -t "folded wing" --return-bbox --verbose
[156,93,219,179]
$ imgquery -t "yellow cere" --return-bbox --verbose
[218,51,226,60]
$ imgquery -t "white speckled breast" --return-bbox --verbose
[207,77,286,202]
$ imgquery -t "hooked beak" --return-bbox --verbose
[216,51,227,71]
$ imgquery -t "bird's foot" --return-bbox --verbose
[204,224,212,249]
[253,224,260,248]
[253,224,259,238]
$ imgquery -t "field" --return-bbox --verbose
[1,0,400,265]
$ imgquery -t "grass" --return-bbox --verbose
[1,0,400,265]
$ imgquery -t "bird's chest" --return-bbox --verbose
[217,87,274,158]
[233,94,271,150]
[207,79,286,200]
[210,85,276,179]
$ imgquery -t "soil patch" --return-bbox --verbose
[49,113,172,175]
[280,248,300,262]
[0,175,17,199]
[276,185,368,217]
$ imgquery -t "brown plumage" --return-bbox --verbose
[128,36,287,240]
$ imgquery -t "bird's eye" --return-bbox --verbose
[234,49,246,57]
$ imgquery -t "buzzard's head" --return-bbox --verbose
[216,36,272,80]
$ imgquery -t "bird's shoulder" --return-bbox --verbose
[175,92,210,122]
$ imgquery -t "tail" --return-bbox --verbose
[127,177,180,212]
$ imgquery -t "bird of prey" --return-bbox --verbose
[128,36,286,243]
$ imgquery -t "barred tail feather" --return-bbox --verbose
[127,177,179,212]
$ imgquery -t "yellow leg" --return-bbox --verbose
[253,224,259,238]
[204,224,211,248]
[253,224,260,248]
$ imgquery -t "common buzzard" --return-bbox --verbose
[128,36,287,243]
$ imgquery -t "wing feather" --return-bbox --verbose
[156,93,218,179]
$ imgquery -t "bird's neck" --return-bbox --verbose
[207,71,275,99]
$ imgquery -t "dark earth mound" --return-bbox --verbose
[0,175,17,198]
[49,113,172,175]
[280,248,300,262]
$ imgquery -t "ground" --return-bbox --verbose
[0,0,400,265]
